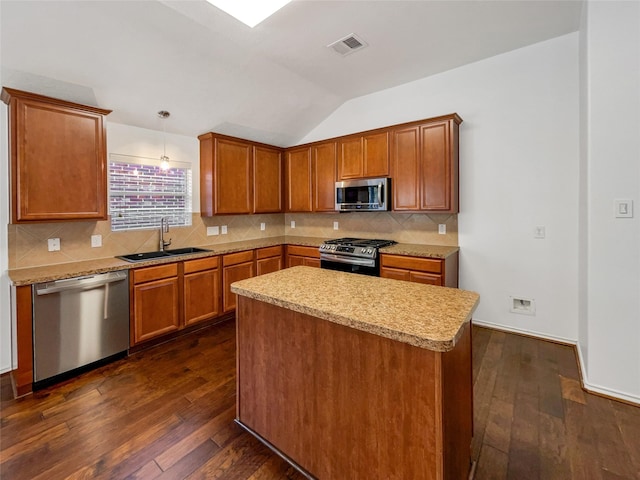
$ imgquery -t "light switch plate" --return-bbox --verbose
[614,199,633,218]
[260,222,266,231]
[333,221,339,230]
[438,224,446,235]
[91,234,102,248]
[221,225,228,234]
[290,220,296,229]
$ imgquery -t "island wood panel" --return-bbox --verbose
[236,297,473,479]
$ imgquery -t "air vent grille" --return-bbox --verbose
[327,33,368,56]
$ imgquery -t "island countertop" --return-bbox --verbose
[231,266,479,352]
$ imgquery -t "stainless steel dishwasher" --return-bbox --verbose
[32,270,129,388]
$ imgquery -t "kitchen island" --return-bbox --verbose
[231,266,480,479]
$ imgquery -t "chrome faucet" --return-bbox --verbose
[159,217,172,251]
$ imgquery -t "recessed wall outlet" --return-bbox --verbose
[221,225,228,234]
[91,234,102,248]
[534,226,546,239]
[333,221,339,230]
[438,224,446,235]
[509,296,536,315]
[260,222,266,231]
[48,238,60,252]
[290,220,296,229]
[614,199,633,218]
[207,226,219,236]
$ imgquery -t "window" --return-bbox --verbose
[109,154,192,232]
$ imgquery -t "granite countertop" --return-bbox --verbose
[7,235,458,286]
[231,266,479,352]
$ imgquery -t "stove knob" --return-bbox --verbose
[361,248,367,254]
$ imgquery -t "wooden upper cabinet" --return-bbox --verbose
[253,145,282,213]
[312,141,337,212]
[199,133,283,216]
[1,87,111,223]
[215,137,252,214]
[338,131,389,180]
[391,126,421,211]
[285,147,313,212]
[391,114,461,213]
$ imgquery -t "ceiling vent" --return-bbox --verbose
[327,33,368,56]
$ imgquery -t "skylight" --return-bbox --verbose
[206,0,292,28]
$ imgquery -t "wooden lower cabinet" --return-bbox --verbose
[286,245,320,268]
[256,245,283,276]
[131,263,181,345]
[380,252,459,288]
[223,251,256,313]
[183,256,221,327]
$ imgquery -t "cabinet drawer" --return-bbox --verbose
[286,245,320,259]
[256,245,283,259]
[132,263,178,284]
[184,256,219,274]
[223,250,254,266]
[380,254,443,274]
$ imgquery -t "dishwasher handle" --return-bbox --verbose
[35,271,128,295]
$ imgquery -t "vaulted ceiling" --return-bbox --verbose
[1,0,583,146]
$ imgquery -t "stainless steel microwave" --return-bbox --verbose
[335,178,390,212]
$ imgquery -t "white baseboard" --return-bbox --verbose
[473,319,640,406]
[471,318,577,345]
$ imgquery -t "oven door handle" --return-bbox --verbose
[320,254,376,267]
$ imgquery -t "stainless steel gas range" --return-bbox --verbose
[319,237,397,276]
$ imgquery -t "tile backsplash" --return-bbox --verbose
[7,212,456,269]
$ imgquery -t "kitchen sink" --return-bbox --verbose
[165,247,211,255]
[117,247,211,263]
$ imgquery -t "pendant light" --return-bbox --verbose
[158,110,170,170]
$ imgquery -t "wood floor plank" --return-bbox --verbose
[474,443,508,480]
[560,375,587,404]
[156,439,220,480]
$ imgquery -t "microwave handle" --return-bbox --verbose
[378,183,383,207]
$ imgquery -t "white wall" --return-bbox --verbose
[301,34,581,344]
[581,1,640,402]
[1,97,12,374]
[107,122,201,212]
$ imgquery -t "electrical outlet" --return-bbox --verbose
[534,226,546,239]
[91,234,102,248]
[290,220,296,229]
[48,238,60,252]
[207,226,219,236]
[221,225,228,234]
[438,224,446,235]
[333,221,339,230]
[260,222,266,231]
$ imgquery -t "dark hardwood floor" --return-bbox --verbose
[1,321,638,479]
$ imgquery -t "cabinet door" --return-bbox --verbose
[313,141,337,212]
[256,256,282,276]
[391,126,420,211]
[338,136,363,179]
[363,131,389,177]
[287,255,305,268]
[254,145,282,213]
[133,277,180,345]
[303,257,321,268]
[380,267,411,282]
[421,120,455,212]
[184,268,221,326]
[223,262,255,313]
[286,147,313,212]
[8,93,109,222]
[215,137,252,214]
